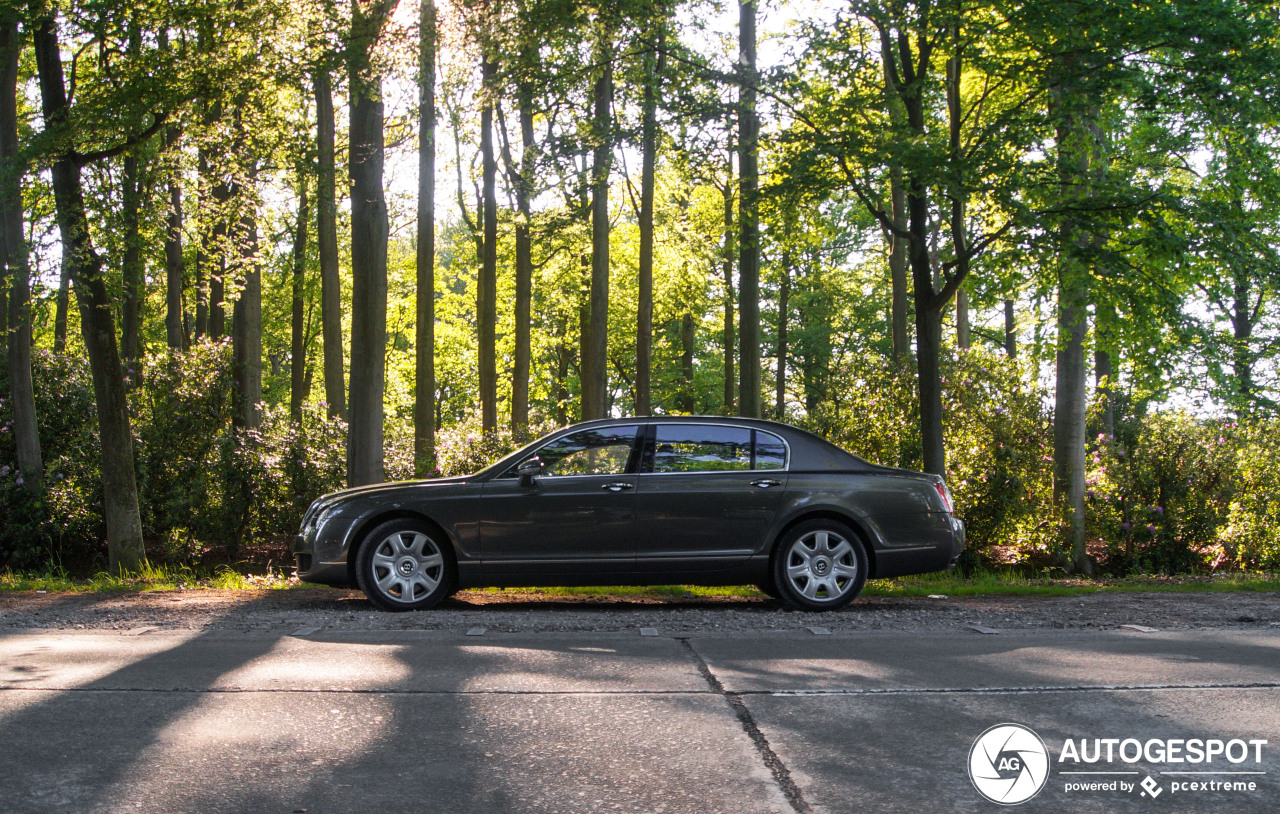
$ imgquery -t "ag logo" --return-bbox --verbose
[968,723,1051,805]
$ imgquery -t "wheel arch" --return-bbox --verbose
[770,509,880,580]
[345,509,459,587]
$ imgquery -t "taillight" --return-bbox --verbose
[934,480,955,514]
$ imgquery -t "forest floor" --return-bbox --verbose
[1,585,1276,635]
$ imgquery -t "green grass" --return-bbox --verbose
[471,571,1280,600]
[862,569,1280,598]
[0,563,301,593]
[3,564,1277,599]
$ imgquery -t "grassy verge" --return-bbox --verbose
[0,563,300,593]
[3,565,1277,598]
[863,570,1280,598]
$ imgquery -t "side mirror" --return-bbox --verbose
[517,458,543,488]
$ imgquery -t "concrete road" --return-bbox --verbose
[1,627,1276,813]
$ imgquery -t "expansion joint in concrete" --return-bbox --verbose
[677,637,813,814]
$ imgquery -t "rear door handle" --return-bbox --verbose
[751,479,781,489]
[602,482,634,492]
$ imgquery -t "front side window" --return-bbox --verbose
[652,425,753,473]
[518,426,639,477]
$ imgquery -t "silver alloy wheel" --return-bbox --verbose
[369,530,444,604]
[783,529,859,602]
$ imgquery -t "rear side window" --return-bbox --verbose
[652,425,752,473]
[755,431,787,470]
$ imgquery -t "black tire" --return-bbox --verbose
[355,519,456,611]
[771,519,868,612]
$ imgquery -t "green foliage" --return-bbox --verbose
[0,345,349,572]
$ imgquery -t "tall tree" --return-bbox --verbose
[33,12,145,571]
[508,70,534,434]
[581,21,614,421]
[314,65,345,420]
[1,13,41,492]
[290,166,310,423]
[720,159,735,413]
[346,0,399,485]
[478,56,499,432]
[162,125,185,350]
[415,0,438,473]
[635,20,665,416]
[737,0,761,418]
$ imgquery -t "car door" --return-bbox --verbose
[479,425,641,576]
[633,424,790,570]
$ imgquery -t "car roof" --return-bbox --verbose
[503,415,874,474]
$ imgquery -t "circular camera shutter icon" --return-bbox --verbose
[968,723,1051,805]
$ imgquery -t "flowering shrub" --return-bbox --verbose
[433,415,550,477]
[1087,412,1239,573]
[1214,421,1280,569]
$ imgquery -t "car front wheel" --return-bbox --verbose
[772,520,868,611]
[356,519,455,611]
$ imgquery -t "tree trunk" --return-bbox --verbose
[53,250,70,351]
[737,0,760,418]
[1,16,41,492]
[314,66,345,420]
[635,25,663,417]
[34,13,144,572]
[889,171,909,364]
[193,149,208,339]
[415,0,437,474]
[776,247,790,419]
[208,163,229,340]
[511,78,534,435]
[881,37,909,366]
[290,169,310,423]
[477,58,498,432]
[1230,264,1256,410]
[1094,300,1116,439]
[1004,299,1016,357]
[582,31,613,421]
[909,180,946,475]
[506,83,532,435]
[721,175,735,413]
[946,32,970,358]
[347,1,392,486]
[1051,61,1099,575]
[163,125,186,350]
[680,312,695,412]
[120,151,144,366]
[232,209,262,430]
[554,318,570,425]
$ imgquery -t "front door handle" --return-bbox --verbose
[751,479,781,489]
[602,482,634,492]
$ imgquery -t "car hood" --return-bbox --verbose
[309,476,473,513]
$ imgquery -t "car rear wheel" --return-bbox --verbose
[772,519,867,611]
[356,519,455,611]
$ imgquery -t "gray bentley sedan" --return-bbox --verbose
[294,416,965,612]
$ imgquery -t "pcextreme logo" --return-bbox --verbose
[968,723,1051,805]
[968,723,1270,805]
